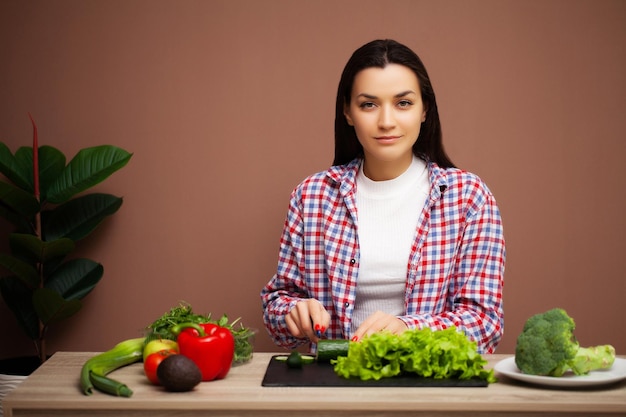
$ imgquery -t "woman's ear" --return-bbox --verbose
[343,103,354,126]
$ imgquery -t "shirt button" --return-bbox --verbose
[344,302,350,308]
[350,259,356,265]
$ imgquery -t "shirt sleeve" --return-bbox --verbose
[260,188,310,350]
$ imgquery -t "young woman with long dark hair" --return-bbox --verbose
[261,39,505,354]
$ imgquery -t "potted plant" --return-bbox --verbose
[0,114,132,373]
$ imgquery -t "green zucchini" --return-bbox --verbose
[317,339,350,362]
[88,372,133,397]
[80,337,144,397]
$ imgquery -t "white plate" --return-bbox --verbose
[494,357,626,387]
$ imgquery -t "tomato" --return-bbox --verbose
[143,339,179,361]
[144,349,177,384]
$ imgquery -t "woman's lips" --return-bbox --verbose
[375,135,401,143]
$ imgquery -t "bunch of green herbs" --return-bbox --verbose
[144,302,255,365]
[332,327,496,383]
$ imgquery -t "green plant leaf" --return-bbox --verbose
[44,193,123,241]
[23,145,66,201]
[0,253,39,287]
[32,287,82,325]
[9,233,75,264]
[45,258,103,300]
[0,145,66,196]
[0,204,30,233]
[0,142,32,191]
[12,146,34,192]
[45,145,132,204]
[0,276,39,340]
[0,181,40,222]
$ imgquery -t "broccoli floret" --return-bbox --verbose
[515,308,616,377]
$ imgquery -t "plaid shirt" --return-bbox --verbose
[261,158,505,353]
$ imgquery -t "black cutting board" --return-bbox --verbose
[261,355,488,387]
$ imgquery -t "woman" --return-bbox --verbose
[261,39,505,354]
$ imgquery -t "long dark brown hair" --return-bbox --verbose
[333,39,455,168]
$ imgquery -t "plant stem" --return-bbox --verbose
[30,113,46,365]
[36,210,45,364]
[28,113,40,200]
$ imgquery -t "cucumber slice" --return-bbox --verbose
[276,353,316,367]
[301,355,315,364]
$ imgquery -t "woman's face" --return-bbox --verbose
[344,64,425,181]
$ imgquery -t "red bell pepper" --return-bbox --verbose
[171,322,235,381]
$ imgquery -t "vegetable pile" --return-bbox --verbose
[331,327,496,383]
[80,302,254,397]
[515,308,616,376]
[144,303,254,365]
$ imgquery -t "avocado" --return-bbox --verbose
[156,354,202,392]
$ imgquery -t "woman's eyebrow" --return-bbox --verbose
[355,90,417,99]
[395,90,417,98]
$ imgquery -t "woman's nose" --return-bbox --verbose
[378,106,395,129]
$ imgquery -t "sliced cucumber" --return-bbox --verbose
[287,351,304,368]
[301,355,315,364]
[275,353,315,367]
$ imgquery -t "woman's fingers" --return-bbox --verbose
[352,311,408,341]
[285,313,302,338]
[308,299,331,339]
[286,299,330,342]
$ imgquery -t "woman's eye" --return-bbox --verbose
[397,100,413,108]
[359,102,376,109]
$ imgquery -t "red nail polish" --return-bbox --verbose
[314,324,321,331]
[320,326,326,333]
[351,336,358,342]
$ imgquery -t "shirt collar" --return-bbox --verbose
[327,157,451,198]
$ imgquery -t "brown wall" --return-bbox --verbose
[1,0,625,358]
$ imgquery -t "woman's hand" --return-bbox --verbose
[285,299,331,343]
[352,310,408,341]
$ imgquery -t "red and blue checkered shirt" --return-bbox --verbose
[261,158,505,353]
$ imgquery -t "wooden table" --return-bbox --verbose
[3,352,625,417]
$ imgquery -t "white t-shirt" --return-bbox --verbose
[352,156,430,332]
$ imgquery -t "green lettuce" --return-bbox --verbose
[332,327,496,383]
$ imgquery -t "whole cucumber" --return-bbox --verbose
[317,339,350,362]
